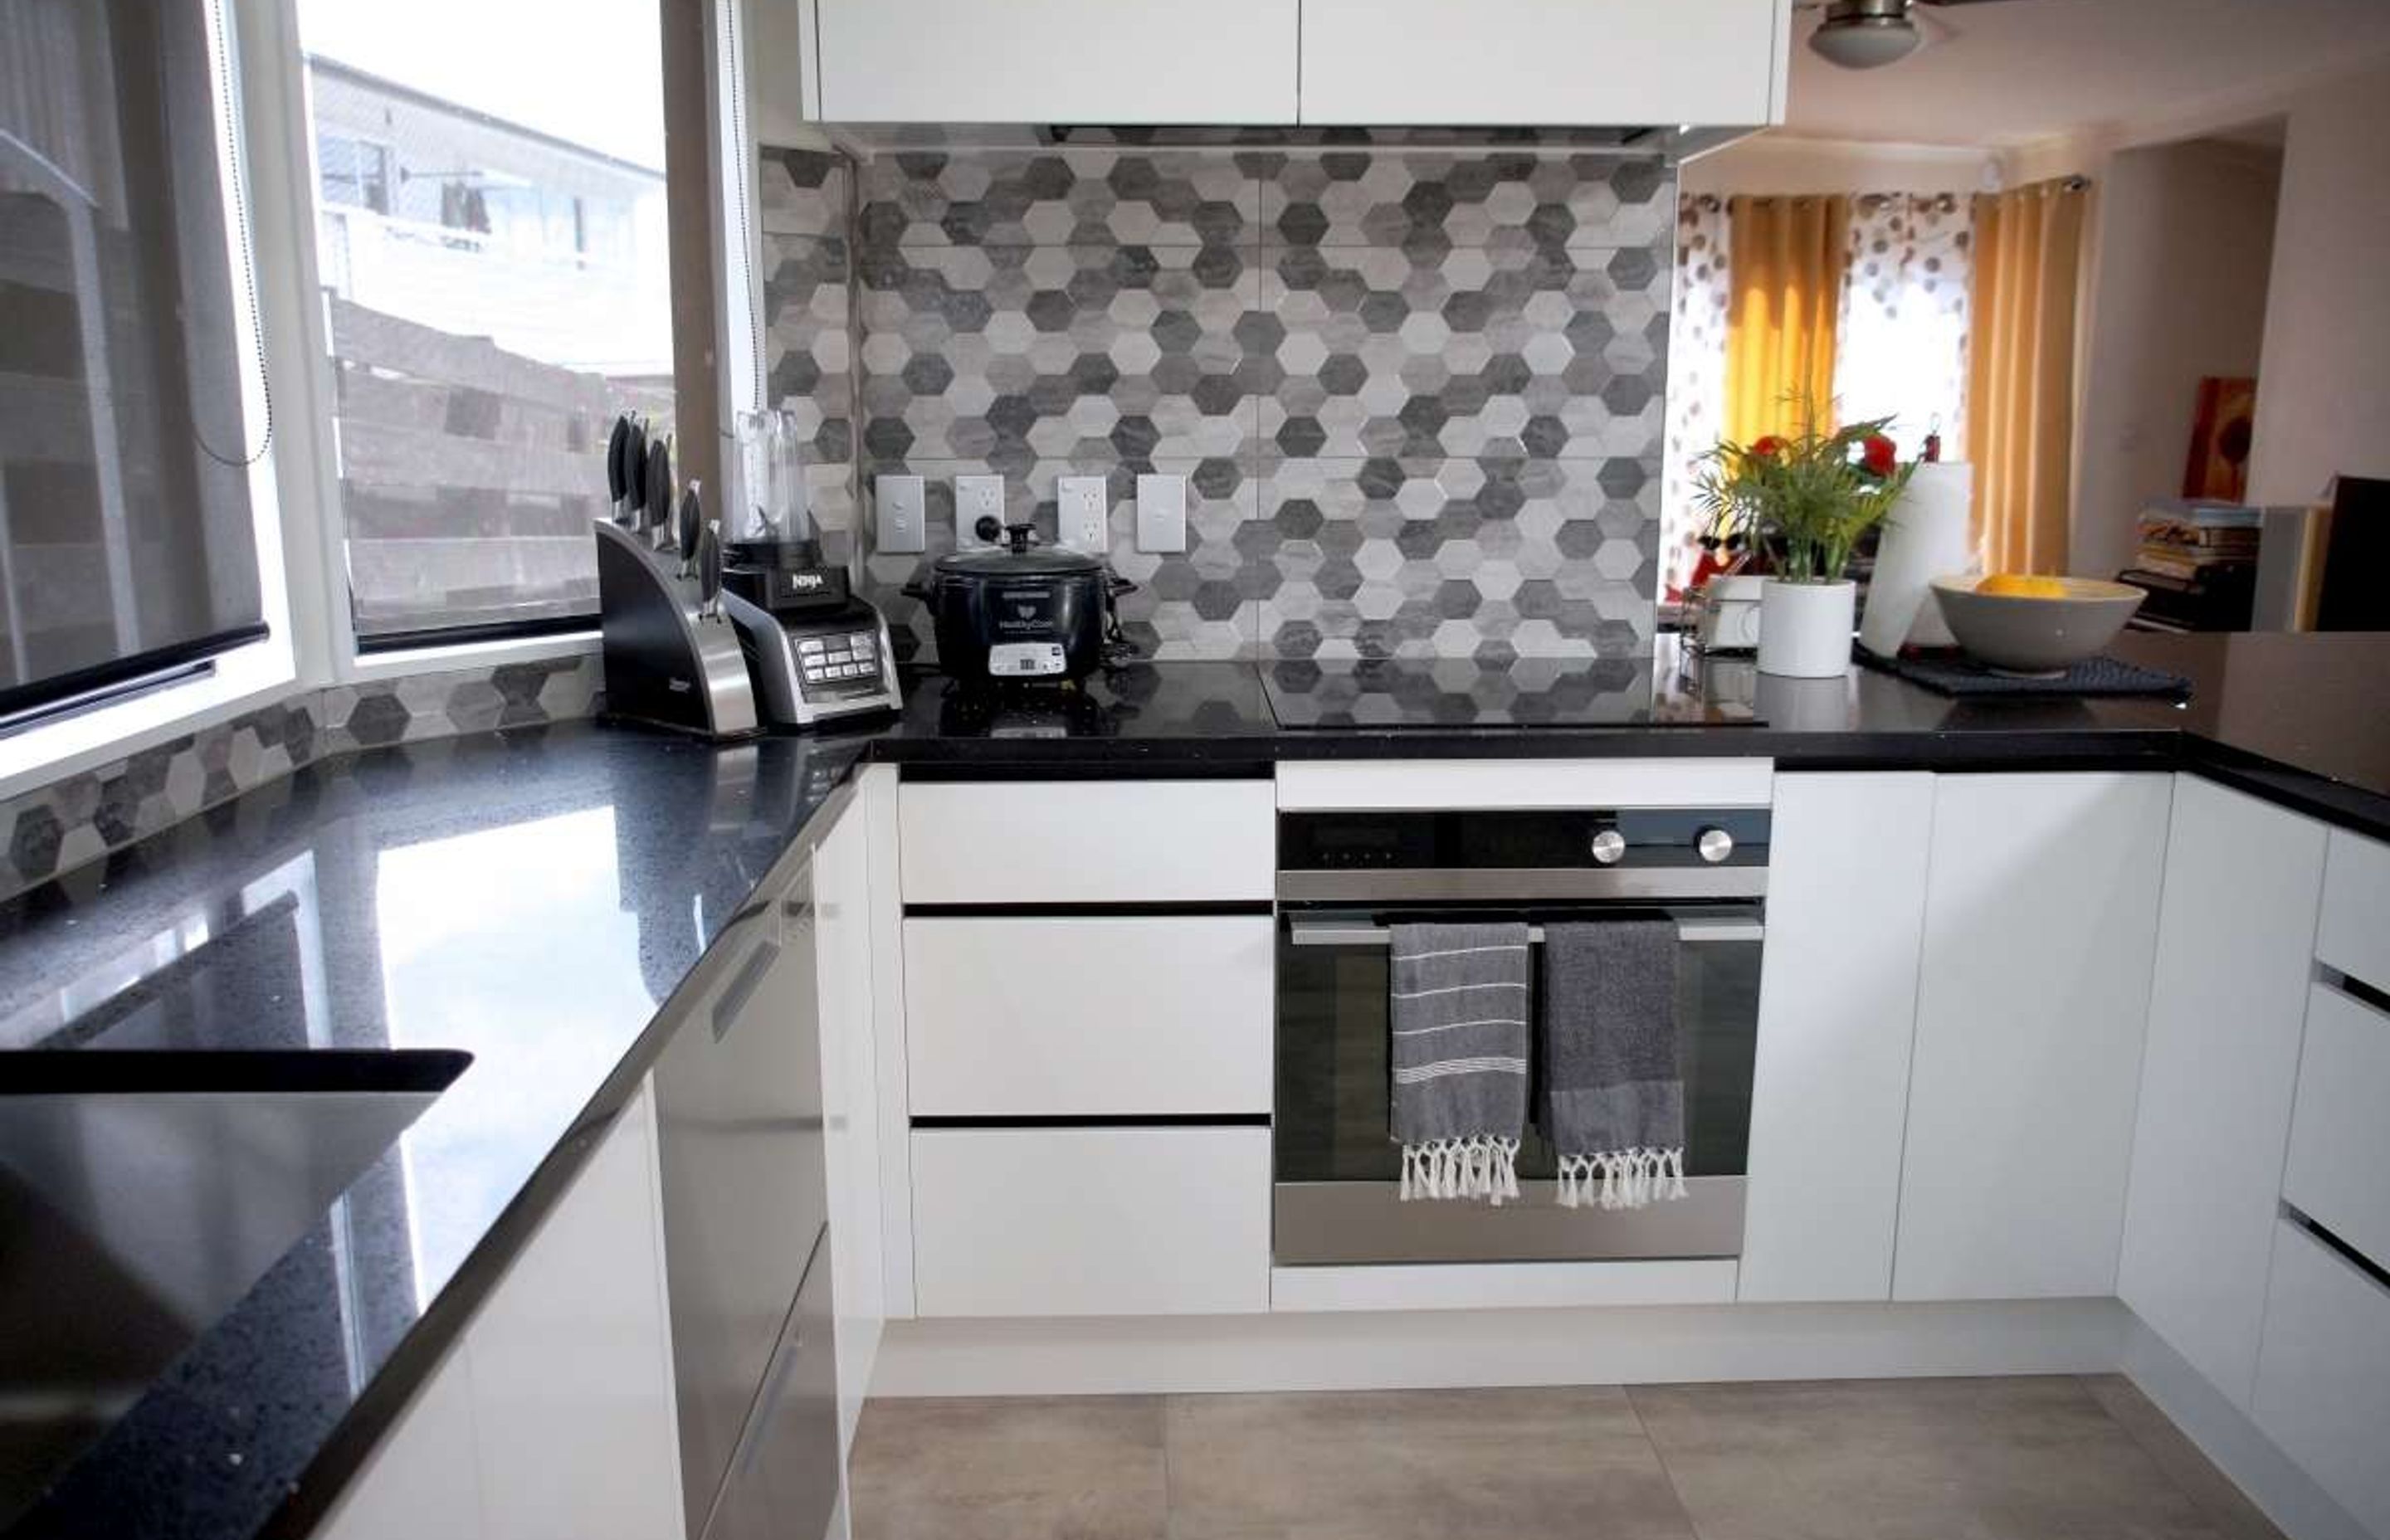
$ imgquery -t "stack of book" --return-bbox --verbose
[2119,500,2259,631]
[2132,499,2262,578]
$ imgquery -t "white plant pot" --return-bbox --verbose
[1757,578,1857,678]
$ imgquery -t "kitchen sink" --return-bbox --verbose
[0,1049,471,1526]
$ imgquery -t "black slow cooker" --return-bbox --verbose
[903,527,1134,685]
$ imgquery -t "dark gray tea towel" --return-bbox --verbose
[1388,922,1531,1204]
[1540,919,1687,1211]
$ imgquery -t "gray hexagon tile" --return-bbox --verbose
[858,150,1259,249]
[761,148,849,239]
[1260,457,1660,662]
[856,242,1260,469]
[1256,241,1669,463]
[1259,153,1673,252]
[861,456,1259,663]
[1,657,607,902]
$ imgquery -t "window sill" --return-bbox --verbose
[0,634,300,802]
[341,627,600,685]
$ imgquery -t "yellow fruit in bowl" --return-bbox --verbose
[1976,573,2071,600]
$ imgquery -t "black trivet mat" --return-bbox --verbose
[1859,648,2192,698]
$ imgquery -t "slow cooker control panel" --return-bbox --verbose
[987,641,1068,678]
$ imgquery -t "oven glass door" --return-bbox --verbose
[1272,903,1760,1265]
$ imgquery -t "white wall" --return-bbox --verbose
[2071,139,2280,578]
[1681,132,1995,196]
[2245,59,2390,505]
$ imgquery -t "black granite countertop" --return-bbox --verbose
[2,628,2383,1540]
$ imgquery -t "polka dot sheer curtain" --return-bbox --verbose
[1658,191,1973,605]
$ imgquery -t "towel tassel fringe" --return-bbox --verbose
[1556,1147,1689,1211]
[1397,1135,1521,1205]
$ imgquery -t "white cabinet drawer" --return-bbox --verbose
[2282,983,2390,1271]
[2318,827,2390,992]
[911,1128,1269,1317]
[898,781,1274,904]
[2253,1221,2390,1538]
[905,917,1272,1117]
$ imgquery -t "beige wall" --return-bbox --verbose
[2244,59,2390,504]
[2071,139,2280,578]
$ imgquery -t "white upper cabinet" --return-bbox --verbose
[2119,777,2326,1409]
[1894,773,2171,1303]
[1739,773,1934,1304]
[812,0,1300,124]
[1297,0,1789,126]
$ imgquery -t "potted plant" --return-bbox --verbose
[1698,400,1916,678]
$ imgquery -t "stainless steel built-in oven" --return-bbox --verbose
[1274,806,1767,1266]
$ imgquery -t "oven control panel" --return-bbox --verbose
[1280,808,1770,872]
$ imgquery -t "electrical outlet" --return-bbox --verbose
[1135,473,1187,554]
[875,474,925,554]
[955,475,1006,548]
[1057,475,1110,555]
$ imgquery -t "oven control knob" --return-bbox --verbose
[1696,826,1735,865]
[1588,828,1627,865]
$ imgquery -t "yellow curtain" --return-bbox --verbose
[1968,179,2090,574]
[1723,194,1850,446]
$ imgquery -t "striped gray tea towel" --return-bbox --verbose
[1540,919,1687,1211]
[1388,921,1531,1204]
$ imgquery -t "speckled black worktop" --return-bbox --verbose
[2,628,2383,1540]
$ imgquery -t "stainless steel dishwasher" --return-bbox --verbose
[653,857,838,1540]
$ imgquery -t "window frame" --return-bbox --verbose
[266,0,610,681]
[0,0,308,795]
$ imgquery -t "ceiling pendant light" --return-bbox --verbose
[1809,0,1924,69]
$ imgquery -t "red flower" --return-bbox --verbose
[1860,433,1898,479]
[1749,435,1788,461]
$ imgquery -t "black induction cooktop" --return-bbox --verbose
[1261,656,1766,729]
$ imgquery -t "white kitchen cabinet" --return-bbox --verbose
[910,1127,1271,1318]
[1739,772,1933,1304]
[861,767,917,1321]
[1297,0,1788,127]
[905,915,1273,1117]
[460,1084,685,1540]
[812,0,1299,124]
[2316,826,2390,991]
[2252,1220,2390,1538]
[2119,777,2327,1407]
[812,800,884,1460]
[898,778,1274,904]
[1893,773,2171,1303]
[310,1338,485,1540]
[2280,982,2390,1274]
[315,1085,681,1540]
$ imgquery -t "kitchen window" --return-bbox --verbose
[295,0,675,650]
[0,0,273,733]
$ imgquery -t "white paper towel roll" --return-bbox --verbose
[1861,461,1974,655]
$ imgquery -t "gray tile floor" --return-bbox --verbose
[849,1376,2285,1540]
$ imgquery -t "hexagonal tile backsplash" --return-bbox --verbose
[765,145,1674,663]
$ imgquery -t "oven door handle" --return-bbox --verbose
[1285,916,1764,948]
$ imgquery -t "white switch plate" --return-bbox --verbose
[1057,475,1110,555]
[875,474,926,554]
[956,475,1006,548]
[1135,473,1187,553]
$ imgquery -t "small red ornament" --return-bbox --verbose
[1859,433,1897,479]
[1750,435,1788,461]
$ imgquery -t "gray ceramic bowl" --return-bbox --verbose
[1928,576,2146,675]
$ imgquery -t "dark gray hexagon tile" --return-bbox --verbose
[859,456,1260,662]
[1260,153,1675,251]
[857,243,1259,463]
[858,149,1258,249]
[1261,457,1657,660]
